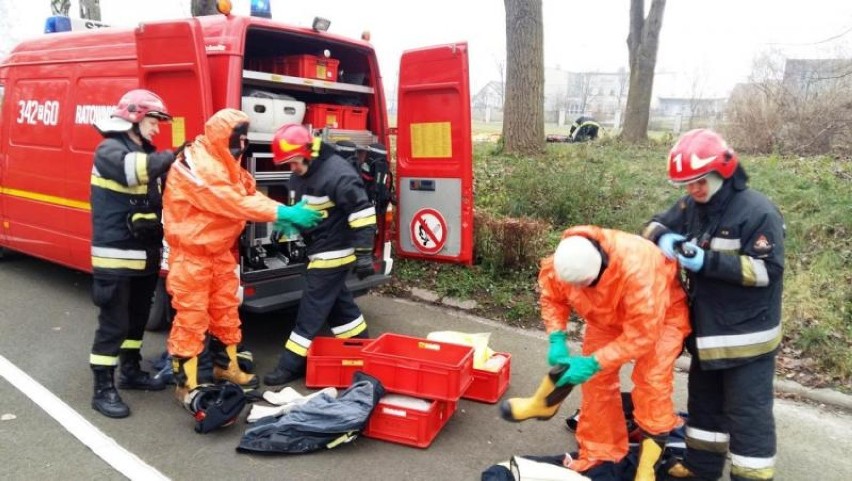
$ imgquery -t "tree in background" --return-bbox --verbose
[79,0,101,21]
[502,0,545,155]
[51,0,71,16]
[621,0,666,143]
[192,0,220,16]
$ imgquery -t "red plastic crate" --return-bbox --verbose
[305,103,343,129]
[363,395,456,448]
[305,337,369,388]
[361,333,474,401]
[462,353,512,403]
[279,54,339,81]
[342,106,369,130]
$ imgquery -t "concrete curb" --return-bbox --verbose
[388,292,852,412]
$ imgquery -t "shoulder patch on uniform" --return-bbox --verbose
[753,234,772,252]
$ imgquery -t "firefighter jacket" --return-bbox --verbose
[238,372,385,454]
[90,132,174,277]
[289,143,377,269]
[163,109,279,256]
[539,225,689,371]
[642,168,785,370]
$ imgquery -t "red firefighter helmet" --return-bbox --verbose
[271,123,315,164]
[667,129,738,185]
[113,89,172,123]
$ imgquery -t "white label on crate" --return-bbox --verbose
[382,407,408,418]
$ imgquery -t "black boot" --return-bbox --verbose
[118,350,166,391]
[91,366,130,418]
[262,352,303,386]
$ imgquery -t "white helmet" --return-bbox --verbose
[553,236,602,286]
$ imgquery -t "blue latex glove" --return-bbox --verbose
[556,355,601,387]
[658,232,686,260]
[547,331,570,366]
[675,241,705,272]
[276,200,321,229]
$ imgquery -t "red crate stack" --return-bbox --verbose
[305,103,343,129]
[305,337,369,389]
[362,396,457,448]
[462,352,512,403]
[278,54,339,82]
[360,333,473,448]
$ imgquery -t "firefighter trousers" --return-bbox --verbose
[90,274,158,367]
[682,353,777,481]
[278,266,368,373]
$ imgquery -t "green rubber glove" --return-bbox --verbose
[276,200,321,229]
[556,355,601,387]
[547,331,570,366]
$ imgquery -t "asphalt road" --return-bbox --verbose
[1,254,851,481]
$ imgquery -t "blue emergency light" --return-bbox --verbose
[44,16,72,33]
[251,0,271,19]
[44,15,109,33]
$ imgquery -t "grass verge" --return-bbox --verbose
[381,139,852,392]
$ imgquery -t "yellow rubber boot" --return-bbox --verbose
[499,365,574,422]
[172,356,198,405]
[213,344,259,389]
[635,436,665,481]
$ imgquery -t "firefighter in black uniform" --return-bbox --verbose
[263,123,377,386]
[642,129,784,481]
[88,89,177,418]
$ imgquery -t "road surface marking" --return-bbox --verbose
[0,354,169,480]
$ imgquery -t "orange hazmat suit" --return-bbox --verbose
[163,109,279,358]
[538,225,690,471]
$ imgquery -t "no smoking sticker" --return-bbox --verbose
[409,208,447,254]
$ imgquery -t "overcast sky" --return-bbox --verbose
[2,0,851,97]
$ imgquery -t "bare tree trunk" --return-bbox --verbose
[51,0,71,16]
[192,0,220,16]
[79,0,101,21]
[502,0,545,155]
[621,0,666,143]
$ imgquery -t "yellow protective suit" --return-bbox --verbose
[538,225,690,472]
[163,109,279,358]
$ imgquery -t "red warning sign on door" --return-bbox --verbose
[409,208,447,255]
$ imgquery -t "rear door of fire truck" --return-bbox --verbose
[135,18,214,149]
[135,19,214,330]
[395,42,473,265]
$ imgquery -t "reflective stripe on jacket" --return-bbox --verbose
[90,133,173,276]
[644,180,785,370]
[288,143,376,269]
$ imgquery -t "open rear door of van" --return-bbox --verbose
[395,42,473,265]
[135,19,214,147]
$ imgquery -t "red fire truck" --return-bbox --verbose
[0,7,473,329]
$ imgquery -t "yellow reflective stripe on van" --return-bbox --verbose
[91,174,149,195]
[0,187,90,211]
[308,254,356,269]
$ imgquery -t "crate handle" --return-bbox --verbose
[343,340,367,347]
[417,341,441,351]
